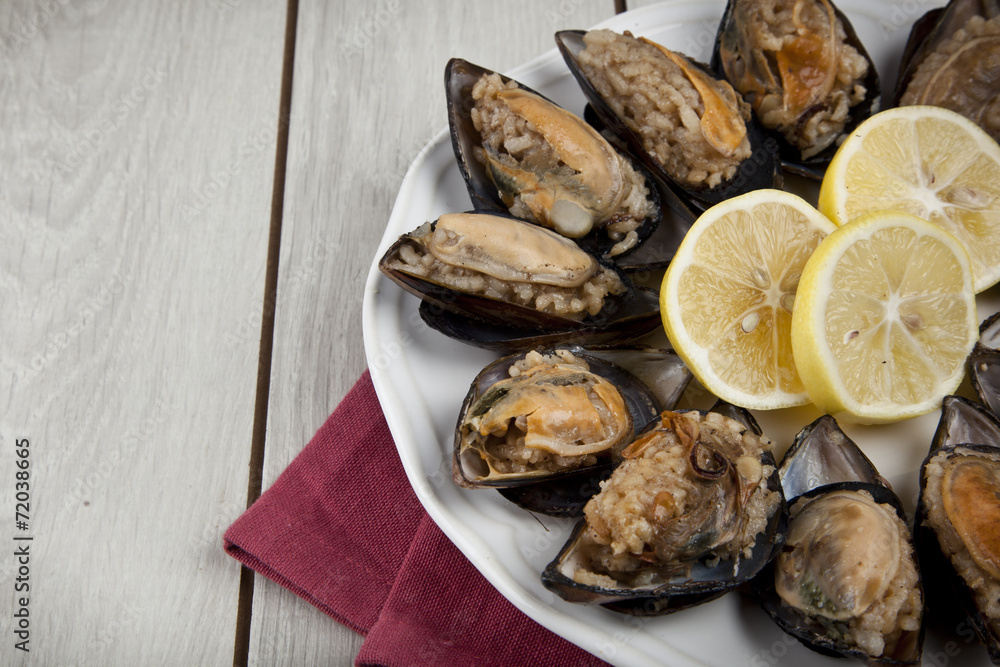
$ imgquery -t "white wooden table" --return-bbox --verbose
[1,0,632,663]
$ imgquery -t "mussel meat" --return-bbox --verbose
[712,0,880,176]
[453,347,689,518]
[542,408,786,614]
[378,212,633,331]
[556,29,781,213]
[454,349,644,486]
[754,416,924,664]
[896,0,1000,143]
[445,58,662,258]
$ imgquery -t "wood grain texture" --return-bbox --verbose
[251,1,620,664]
[0,1,286,663]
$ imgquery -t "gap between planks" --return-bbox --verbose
[232,0,300,665]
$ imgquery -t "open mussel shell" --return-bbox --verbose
[541,519,733,615]
[915,396,1000,663]
[444,58,663,261]
[710,0,881,179]
[932,394,1000,451]
[378,212,637,334]
[753,483,924,665]
[894,0,1000,143]
[752,416,924,665]
[555,30,781,215]
[709,398,762,435]
[418,284,661,353]
[541,408,787,614]
[779,414,889,500]
[969,310,1000,415]
[453,347,671,518]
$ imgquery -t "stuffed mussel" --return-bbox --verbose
[712,0,880,177]
[895,0,1000,143]
[916,395,1000,663]
[453,347,691,517]
[542,407,786,614]
[379,212,663,348]
[754,416,924,665]
[445,58,662,259]
[555,29,781,214]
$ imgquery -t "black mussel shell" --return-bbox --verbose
[453,347,663,517]
[710,0,881,179]
[933,395,1000,452]
[969,310,1000,415]
[418,284,660,353]
[894,0,1000,144]
[752,481,923,666]
[541,409,787,614]
[496,468,612,518]
[610,198,691,272]
[541,519,734,614]
[444,58,663,261]
[779,414,890,501]
[916,404,1000,663]
[555,30,781,214]
[709,398,762,435]
[379,213,637,334]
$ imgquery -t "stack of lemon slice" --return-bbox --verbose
[660,190,834,411]
[661,107,995,423]
[820,105,1000,293]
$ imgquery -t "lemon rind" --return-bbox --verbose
[791,211,978,424]
[662,190,837,411]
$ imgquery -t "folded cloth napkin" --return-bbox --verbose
[224,370,610,667]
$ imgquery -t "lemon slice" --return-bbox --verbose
[660,190,837,410]
[791,211,978,424]
[819,105,1000,292]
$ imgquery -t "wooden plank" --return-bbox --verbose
[251,1,620,664]
[0,1,286,663]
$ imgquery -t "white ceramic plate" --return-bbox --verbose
[363,2,999,664]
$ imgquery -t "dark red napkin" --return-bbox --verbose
[224,370,610,667]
